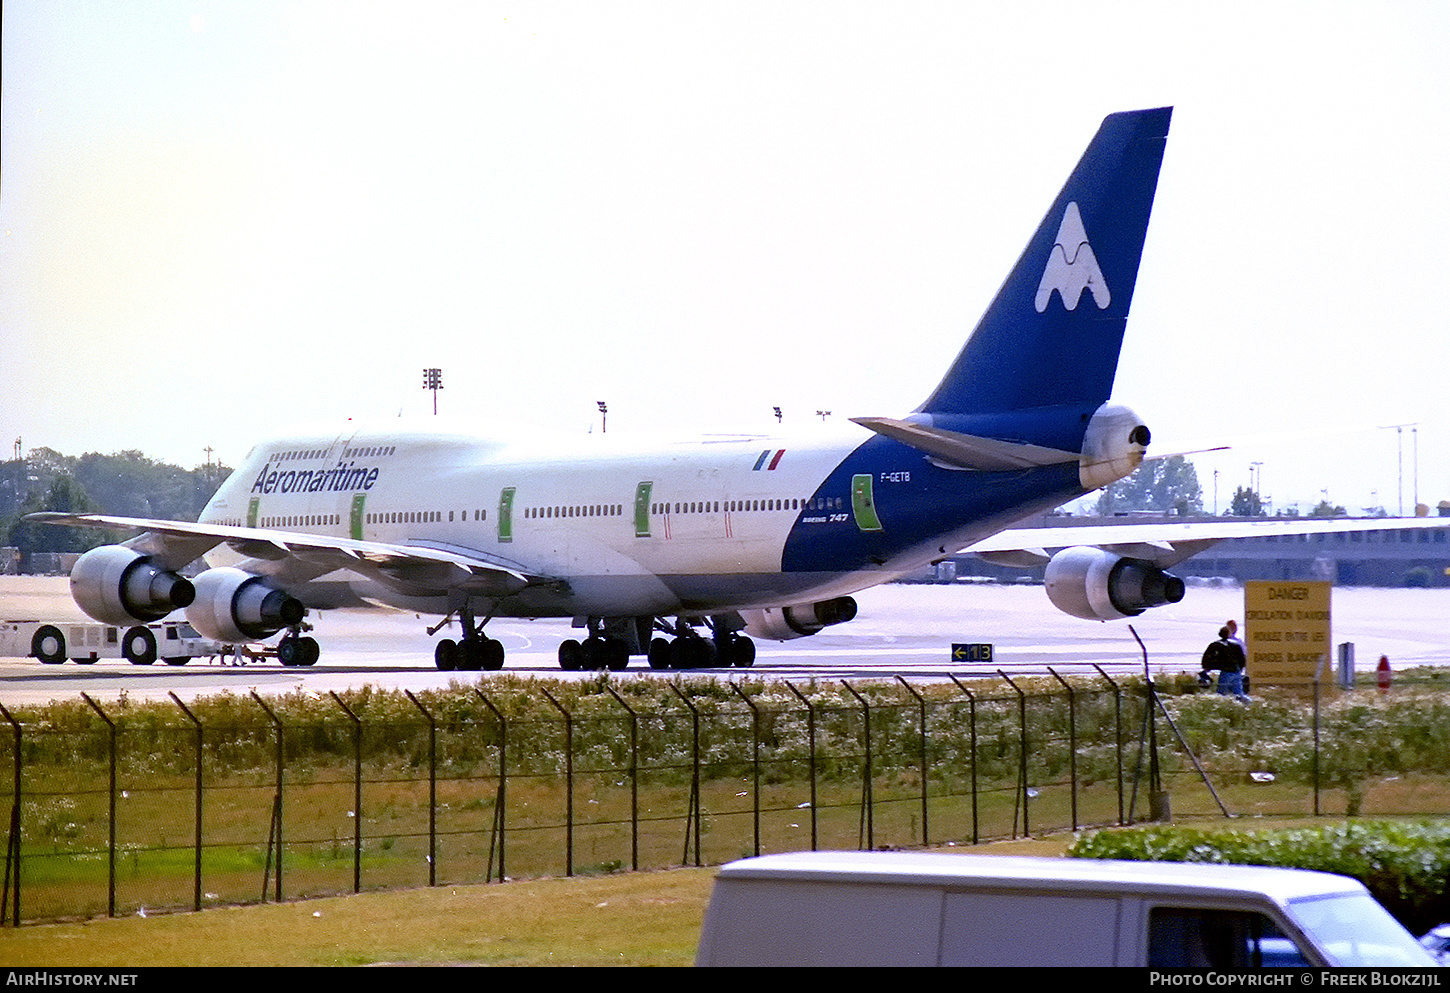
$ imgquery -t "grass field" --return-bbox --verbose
[0,834,1075,967]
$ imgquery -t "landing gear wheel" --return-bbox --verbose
[458,639,484,671]
[606,639,629,671]
[295,637,319,666]
[435,638,458,671]
[722,634,756,668]
[483,638,505,671]
[277,635,318,667]
[123,626,158,665]
[31,625,66,664]
[648,638,672,670]
[558,639,583,671]
[582,636,607,670]
[278,635,299,666]
[670,636,715,670]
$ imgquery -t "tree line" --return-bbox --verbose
[1,448,231,561]
[1092,454,1350,518]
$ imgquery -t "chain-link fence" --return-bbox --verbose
[3,672,1447,925]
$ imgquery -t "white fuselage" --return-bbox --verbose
[199,417,915,618]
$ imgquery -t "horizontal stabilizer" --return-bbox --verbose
[850,417,1079,471]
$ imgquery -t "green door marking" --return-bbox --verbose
[498,487,516,543]
[634,481,653,537]
[247,497,260,529]
[350,493,367,541]
[851,474,883,532]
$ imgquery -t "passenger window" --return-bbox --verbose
[1148,907,1311,968]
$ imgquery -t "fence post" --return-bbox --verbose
[842,681,872,851]
[1092,666,1126,826]
[895,677,929,847]
[1,702,21,926]
[668,683,702,867]
[250,692,284,902]
[329,693,363,894]
[540,688,574,877]
[1048,669,1078,831]
[168,693,204,912]
[474,691,507,882]
[996,673,1030,838]
[948,676,979,845]
[784,682,818,850]
[729,683,762,858]
[81,694,117,917]
[404,690,438,886]
[605,687,640,871]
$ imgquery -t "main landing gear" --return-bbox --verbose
[433,606,505,672]
[277,621,319,667]
[558,616,756,672]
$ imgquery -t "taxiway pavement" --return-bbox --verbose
[2,576,1447,706]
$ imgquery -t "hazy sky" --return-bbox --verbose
[4,2,1448,516]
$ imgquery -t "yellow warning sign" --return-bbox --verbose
[1243,581,1333,693]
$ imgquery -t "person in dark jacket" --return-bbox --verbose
[1200,626,1249,700]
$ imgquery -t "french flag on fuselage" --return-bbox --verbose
[752,449,786,470]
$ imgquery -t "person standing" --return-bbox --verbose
[1225,619,1248,692]
[1200,626,1249,700]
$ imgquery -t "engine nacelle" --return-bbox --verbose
[1043,546,1185,621]
[740,596,858,642]
[1080,402,1152,491]
[70,545,196,625]
[186,567,305,643]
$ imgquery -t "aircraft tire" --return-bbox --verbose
[458,640,485,671]
[606,639,629,671]
[671,637,714,670]
[484,638,505,670]
[296,636,320,666]
[277,636,300,666]
[647,638,671,670]
[730,635,756,668]
[434,639,458,671]
[558,639,583,671]
[31,625,66,664]
[581,637,606,670]
[123,626,158,665]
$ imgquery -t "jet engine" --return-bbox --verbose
[69,545,196,624]
[740,596,858,641]
[186,567,305,643]
[1079,402,1152,490]
[1043,545,1185,621]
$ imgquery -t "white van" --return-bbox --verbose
[695,851,1440,968]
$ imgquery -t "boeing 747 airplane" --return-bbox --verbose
[32,107,1448,671]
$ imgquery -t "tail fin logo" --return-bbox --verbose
[1034,201,1111,314]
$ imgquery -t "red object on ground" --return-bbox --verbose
[1377,654,1392,692]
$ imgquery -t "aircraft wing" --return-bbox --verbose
[25,512,544,596]
[963,515,1450,569]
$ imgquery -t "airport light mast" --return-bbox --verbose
[597,401,607,434]
[422,367,443,415]
[1380,422,1418,516]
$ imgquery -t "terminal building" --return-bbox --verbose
[930,507,1450,589]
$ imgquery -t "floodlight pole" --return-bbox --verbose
[422,367,443,414]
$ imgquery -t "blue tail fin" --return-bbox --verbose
[917,107,1171,417]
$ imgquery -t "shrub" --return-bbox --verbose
[1069,820,1450,934]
